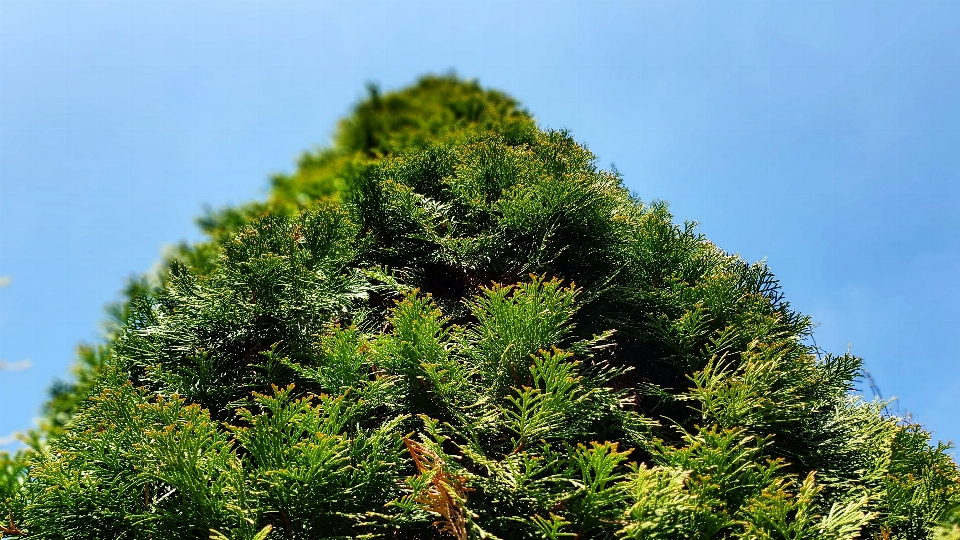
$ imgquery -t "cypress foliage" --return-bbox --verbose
[1,75,957,539]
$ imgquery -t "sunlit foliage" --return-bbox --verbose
[1,75,956,539]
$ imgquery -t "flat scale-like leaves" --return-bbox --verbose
[5,75,956,540]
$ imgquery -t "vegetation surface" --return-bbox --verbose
[1,75,957,539]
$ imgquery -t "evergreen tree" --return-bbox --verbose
[2,75,957,539]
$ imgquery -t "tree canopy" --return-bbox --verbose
[1,75,957,540]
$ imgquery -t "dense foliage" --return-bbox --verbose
[2,75,957,539]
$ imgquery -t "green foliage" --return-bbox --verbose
[619,464,697,539]
[199,74,537,241]
[5,75,957,539]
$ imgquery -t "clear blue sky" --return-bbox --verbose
[1,0,958,451]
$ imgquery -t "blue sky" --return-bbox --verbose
[1,0,958,451]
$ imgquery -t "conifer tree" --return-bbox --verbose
[2,75,957,539]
